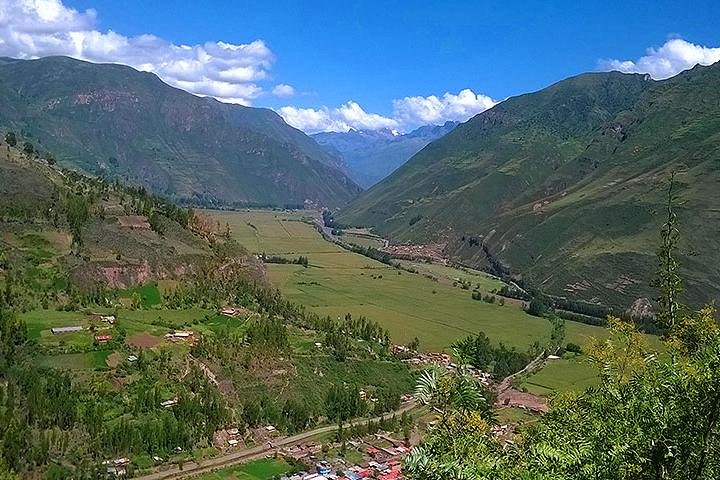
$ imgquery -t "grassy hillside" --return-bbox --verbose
[0,56,360,208]
[340,64,720,308]
[0,140,260,310]
[0,147,413,478]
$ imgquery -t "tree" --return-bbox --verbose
[414,366,490,418]
[22,142,33,155]
[525,297,548,317]
[653,172,683,331]
[4,132,16,147]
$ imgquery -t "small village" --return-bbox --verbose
[45,305,539,480]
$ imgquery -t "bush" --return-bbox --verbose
[4,131,17,146]
[565,342,582,354]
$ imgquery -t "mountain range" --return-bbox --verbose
[339,63,720,308]
[0,56,360,208]
[312,121,458,187]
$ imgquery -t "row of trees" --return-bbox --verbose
[453,332,536,379]
[259,254,309,267]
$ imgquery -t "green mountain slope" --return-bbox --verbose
[0,56,360,207]
[339,64,720,307]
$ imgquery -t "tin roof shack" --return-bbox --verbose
[51,326,83,334]
[220,306,251,318]
[95,334,113,344]
[316,461,332,475]
[160,398,178,408]
[164,331,195,343]
[103,458,130,477]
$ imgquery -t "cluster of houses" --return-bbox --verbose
[397,347,492,386]
[88,313,116,324]
[50,314,117,340]
[280,458,404,480]
[226,427,241,447]
[280,434,410,480]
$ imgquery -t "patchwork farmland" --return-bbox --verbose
[204,209,633,396]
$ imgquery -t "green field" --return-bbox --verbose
[520,356,600,396]
[195,458,294,480]
[342,231,385,249]
[36,351,111,370]
[121,282,163,308]
[397,260,505,292]
[205,209,612,354]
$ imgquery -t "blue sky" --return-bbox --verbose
[3,0,720,131]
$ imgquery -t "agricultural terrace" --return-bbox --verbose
[204,209,613,354]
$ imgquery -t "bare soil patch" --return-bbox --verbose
[497,387,548,413]
[127,333,163,348]
[106,351,123,368]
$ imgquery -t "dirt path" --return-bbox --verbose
[495,352,549,413]
[131,402,417,480]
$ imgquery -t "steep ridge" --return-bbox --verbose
[340,64,720,307]
[0,56,360,207]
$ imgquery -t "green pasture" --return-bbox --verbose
[520,356,600,396]
[36,350,112,370]
[205,209,615,353]
[194,458,294,480]
[397,260,504,292]
[120,282,163,308]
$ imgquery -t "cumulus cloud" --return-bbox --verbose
[278,101,399,133]
[0,0,275,104]
[599,38,720,80]
[278,89,496,133]
[392,89,496,129]
[272,83,295,98]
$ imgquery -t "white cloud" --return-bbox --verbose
[599,38,720,80]
[392,89,496,130]
[272,83,295,98]
[278,101,399,133]
[278,89,496,133]
[0,0,275,104]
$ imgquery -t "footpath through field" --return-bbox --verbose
[131,402,417,480]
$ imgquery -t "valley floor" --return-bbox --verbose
[204,209,627,395]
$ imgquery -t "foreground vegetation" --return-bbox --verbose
[0,144,413,478]
[405,182,720,479]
